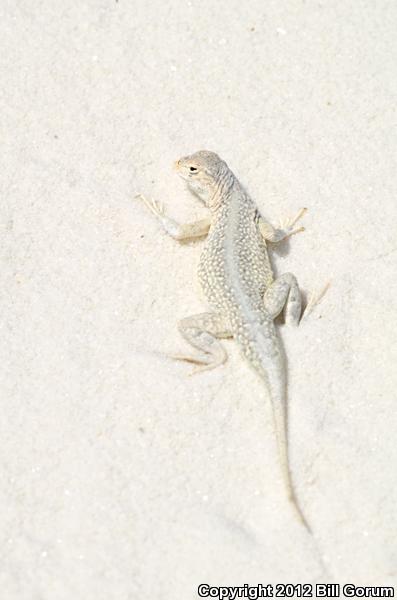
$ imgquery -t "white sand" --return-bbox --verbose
[2,1,396,598]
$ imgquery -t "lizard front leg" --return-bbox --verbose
[172,312,232,375]
[136,194,211,241]
[259,207,307,243]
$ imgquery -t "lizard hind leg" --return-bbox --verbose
[263,273,302,326]
[172,312,233,375]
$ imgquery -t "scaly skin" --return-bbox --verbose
[138,150,314,531]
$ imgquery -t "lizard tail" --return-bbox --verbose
[269,394,312,533]
[239,322,312,533]
[239,323,332,573]
[244,330,313,535]
[269,374,334,579]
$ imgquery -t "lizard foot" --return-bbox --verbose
[169,352,226,376]
[135,194,165,218]
[301,281,331,321]
[278,207,307,238]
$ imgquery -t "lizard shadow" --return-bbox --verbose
[267,237,292,261]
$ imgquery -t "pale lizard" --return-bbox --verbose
[137,150,325,532]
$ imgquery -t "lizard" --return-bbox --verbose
[137,150,326,533]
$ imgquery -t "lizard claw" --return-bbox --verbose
[168,352,221,376]
[187,363,218,376]
[301,281,331,321]
[135,194,165,218]
[278,207,307,229]
[278,208,307,239]
[168,353,207,365]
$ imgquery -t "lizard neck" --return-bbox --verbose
[208,168,236,214]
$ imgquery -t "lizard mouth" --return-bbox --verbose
[174,159,190,181]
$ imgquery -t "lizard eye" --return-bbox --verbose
[189,166,198,173]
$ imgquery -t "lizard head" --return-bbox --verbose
[174,150,228,204]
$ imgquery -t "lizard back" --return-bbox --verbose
[198,182,273,330]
